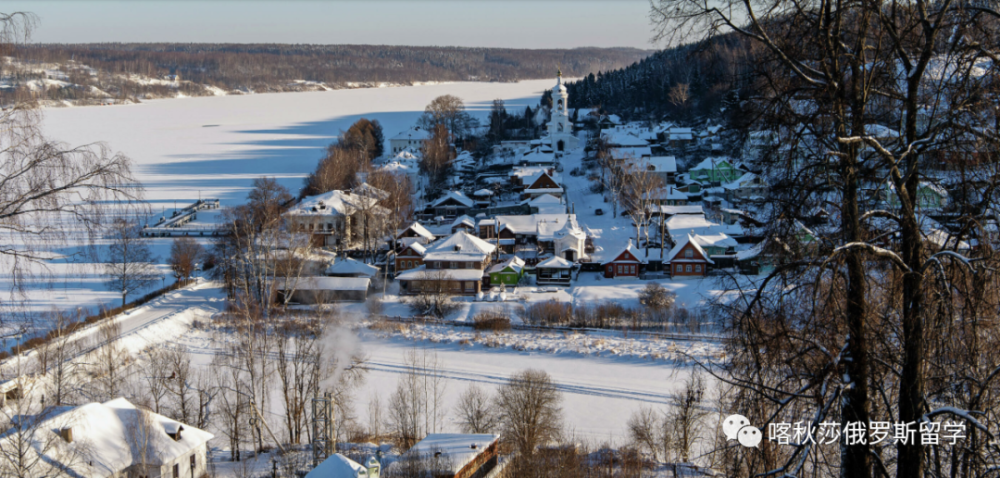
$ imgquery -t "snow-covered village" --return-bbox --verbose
[2,1,1000,477]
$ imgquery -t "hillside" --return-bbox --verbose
[3,43,651,106]
[567,34,757,124]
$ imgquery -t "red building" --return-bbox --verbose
[603,241,645,278]
[395,242,426,272]
[665,234,714,277]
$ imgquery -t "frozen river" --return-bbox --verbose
[40,80,554,207]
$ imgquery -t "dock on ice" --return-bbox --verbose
[141,199,226,237]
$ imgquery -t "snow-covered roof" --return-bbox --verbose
[692,232,738,249]
[451,215,477,229]
[510,166,552,178]
[305,454,367,478]
[609,146,652,160]
[722,172,761,190]
[536,255,574,269]
[391,125,432,141]
[286,190,373,218]
[690,157,735,171]
[643,156,677,173]
[601,130,648,147]
[665,234,716,264]
[473,188,493,197]
[325,257,380,278]
[395,434,500,476]
[395,265,486,281]
[400,241,427,255]
[657,205,704,216]
[424,231,496,261]
[489,256,525,274]
[430,190,474,208]
[281,277,370,291]
[0,398,214,477]
[603,240,647,264]
[399,222,437,240]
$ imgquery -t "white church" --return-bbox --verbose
[546,70,581,152]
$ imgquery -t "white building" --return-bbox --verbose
[546,71,580,152]
[389,125,432,154]
[0,398,213,478]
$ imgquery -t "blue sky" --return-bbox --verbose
[6,1,656,49]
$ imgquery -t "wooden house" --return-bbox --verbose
[602,241,645,278]
[396,242,427,272]
[489,256,525,286]
[665,234,714,278]
[521,171,563,200]
[536,255,573,286]
[387,434,500,478]
[427,191,475,218]
[396,232,496,296]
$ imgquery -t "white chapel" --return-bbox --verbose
[546,70,580,152]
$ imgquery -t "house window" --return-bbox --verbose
[684,249,693,258]
[686,265,692,272]
[173,464,179,478]
[695,265,702,273]
[452,262,460,269]
[465,281,474,291]
[630,265,635,274]
[617,265,623,274]
[676,264,682,272]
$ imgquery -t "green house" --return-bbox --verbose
[489,256,525,285]
[689,158,743,184]
[885,181,948,210]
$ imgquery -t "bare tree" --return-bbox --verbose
[140,346,169,414]
[88,319,129,401]
[275,317,326,444]
[367,393,384,442]
[164,346,192,424]
[419,123,454,190]
[102,217,161,308]
[455,384,498,434]
[417,94,477,139]
[168,236,203,281]
[495,369,562,457]
[0,11,142,338]
[615,160,665,251]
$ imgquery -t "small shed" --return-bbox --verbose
[535,255,573,286]
[488,256,525,286]
[277,277,370,304]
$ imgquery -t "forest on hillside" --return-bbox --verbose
[566,34,759,124]
[20,43,651,89]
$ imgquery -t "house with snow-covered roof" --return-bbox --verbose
[489,256,525,286]
[284,186,388,248]
[521,171,564,200]
[689,157,743,184]
[390,125,432,154]
[397,221,438,245]
[666,234,715,278]
[396,232,496,296]
[427,191,475,218]
[0,398,213,478]
[602,240,646,278]
[396,241,427,272]
[536,255,574,286]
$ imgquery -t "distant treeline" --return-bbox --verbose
[566,34,759,123]
[21,43,652,90]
